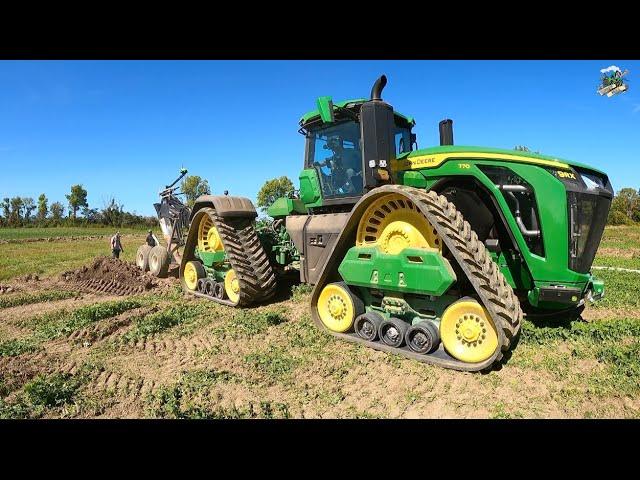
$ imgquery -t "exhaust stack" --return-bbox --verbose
[439,119,454,146]
[370,75,387,101]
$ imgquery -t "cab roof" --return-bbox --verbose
[299,98,416,126]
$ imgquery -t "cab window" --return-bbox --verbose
[306,121,363,198]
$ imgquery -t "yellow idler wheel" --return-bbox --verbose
[197,215,224,253]
[224,269,241,304]
[356,193,441,254]
[440,299,499,363]
[184,261,205,291]
[317,282,361,333]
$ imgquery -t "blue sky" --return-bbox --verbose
[1,60,638,216]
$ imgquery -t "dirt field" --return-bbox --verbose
[1,226,639,419]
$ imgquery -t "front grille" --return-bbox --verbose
[568,191,611,273]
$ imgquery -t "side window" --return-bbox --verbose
[395,128,411,155]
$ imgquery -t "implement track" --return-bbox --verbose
[311,185,523,372]
[180,207,276,306]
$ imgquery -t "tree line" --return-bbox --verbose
[0,184,157,228]
[607,188,640,225]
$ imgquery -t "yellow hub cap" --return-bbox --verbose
[184,261,202,291]
[224,269,240,304]
[317,283,355,333]
[356,193,441,254]
[198,215,224,253]
[440,300,499,363]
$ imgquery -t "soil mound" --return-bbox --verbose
[60,256,159,295]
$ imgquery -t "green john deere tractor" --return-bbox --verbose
[179,75,613,371]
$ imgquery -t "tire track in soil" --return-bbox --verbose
[66,306,160,344]
[1,292,121,325]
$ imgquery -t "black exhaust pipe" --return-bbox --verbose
[439,119,454,146]
[370,75,387,101]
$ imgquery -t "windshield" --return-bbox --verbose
[306,121,364,199]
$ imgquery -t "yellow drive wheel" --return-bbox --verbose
[440,299,499,363]
[224,269,241,304]
[356,193,441,254]
[197,215,224,253]
[184,261,205,291]
[317,283,357,333]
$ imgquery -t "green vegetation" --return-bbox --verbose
[257,176,295,213]
[607,188,640,225]
[590,269,640,308]
[121,304,205,343]
[0,372,87,419]
[0,234,146,280]
[0,290,78,309]
[244,346,299,380]
[291,283,313,302]
[22,299,143,342]
[0,226,148,241]
[211,308,288,339]
[0,338,40,357]
[181,175,211,208]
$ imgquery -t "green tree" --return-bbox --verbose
[181,175,211,208]
[65,184,88,220]
[9,197,23,225]
[257,176,295,213]
[22,197,36,222]
[612,188,639,219]
[101,198,124,227]
[50,201,65,222]
[37,194,48,222]
[1,198,9,221]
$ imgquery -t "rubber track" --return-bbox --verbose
[185,208,276,306]
[311,185,523,372]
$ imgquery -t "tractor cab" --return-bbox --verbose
[295,76,416,212]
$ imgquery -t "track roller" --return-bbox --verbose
[405,321,440,354]
[354,311,385,341]
[379,317,409,348]
[213,282,225,300]
[204,278,215,296]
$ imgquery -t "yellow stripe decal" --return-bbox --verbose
[392,152,571,171]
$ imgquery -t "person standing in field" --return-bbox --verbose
[146,229,160,248]
[110,231,124,259]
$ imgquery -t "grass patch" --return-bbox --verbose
[291,283,313,302]
[27,299,144,341]
[244,346,299,380]
[211,308,288,339]
[591,270,640,309]
[522,317,640,345]
[0,235,146,280]
[0,372,87,419]
[122,303,205,343]
[0,290,78,309]
[0,226,147,241]
[0,338,40,357]
[599,225,640,250]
